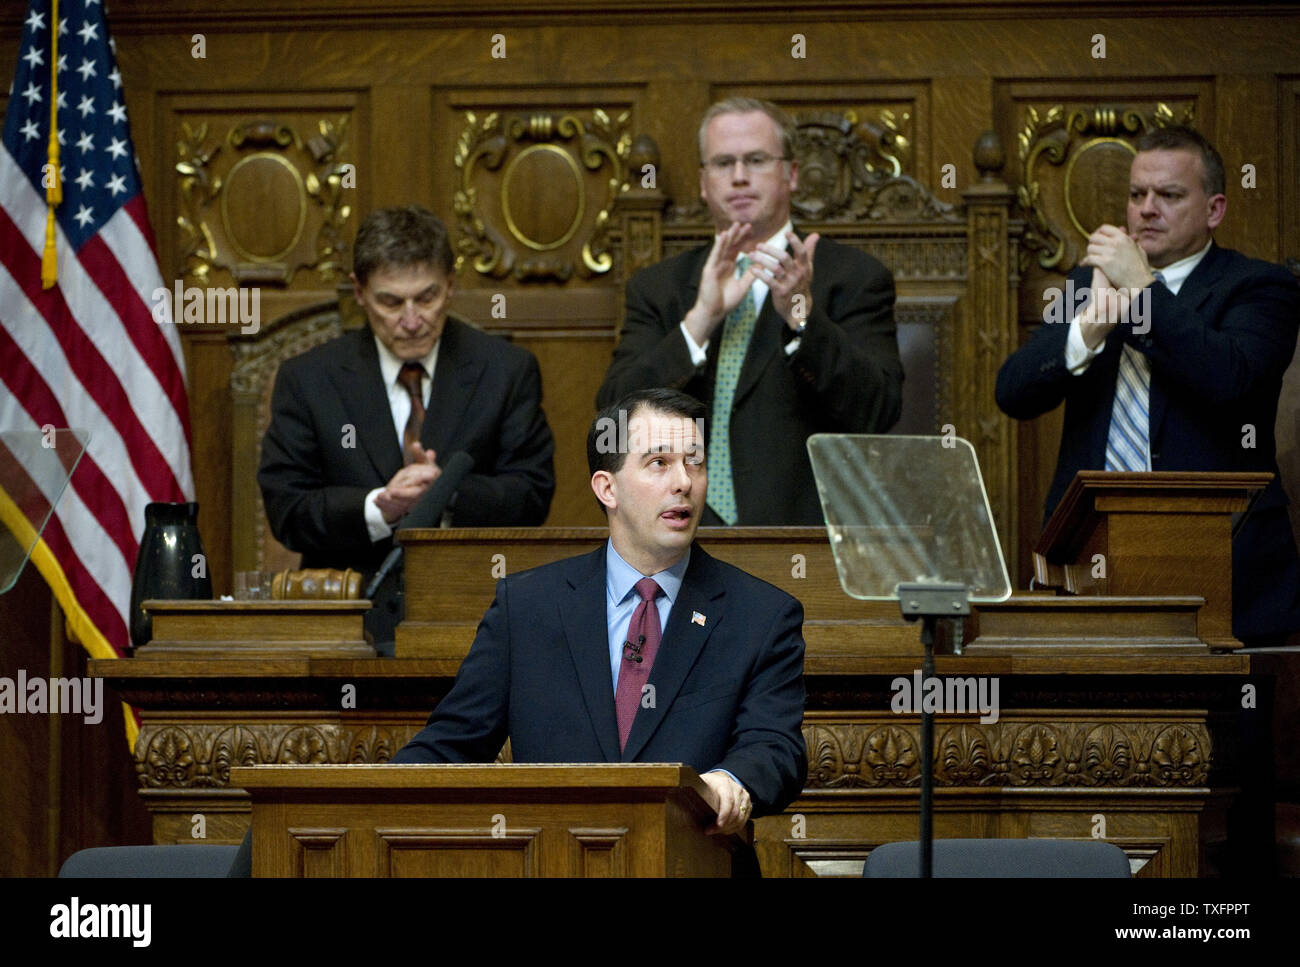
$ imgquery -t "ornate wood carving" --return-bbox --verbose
[176,115,353,286]
[135,722,421,788]
[804,718,1211,789]
[453,109,632,281]
[1016,102,1196,271]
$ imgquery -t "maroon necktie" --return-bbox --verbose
[396,362,426,465]
[615,577,663,751]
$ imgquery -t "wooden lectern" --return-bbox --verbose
[1033,471,1272,650]
[232,763,748,877]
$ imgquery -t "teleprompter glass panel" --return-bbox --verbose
[806,434,1011,602]
[0,428,88,594]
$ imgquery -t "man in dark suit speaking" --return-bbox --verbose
[596,97,903,526]
[393,388,808,832]
[258,207,555,647]
[996,125,1300,645]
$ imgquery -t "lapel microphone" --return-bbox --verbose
[622,634,645,663]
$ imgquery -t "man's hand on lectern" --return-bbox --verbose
[701,770,752,835]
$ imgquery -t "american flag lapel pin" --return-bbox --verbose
[692,611,706,627]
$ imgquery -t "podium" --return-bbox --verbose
[232,763,748,877]
[1033,471,1272,650]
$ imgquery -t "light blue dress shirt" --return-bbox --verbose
[604,539,689,692]
[602,540,744,793]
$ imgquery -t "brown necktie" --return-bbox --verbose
[397,362,426,464]
[615,577,663,752]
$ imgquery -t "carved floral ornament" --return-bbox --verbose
[790,108,953,223]
[1017,102,1195,270]
[176,115,353,286]
[804,719,1209,789]
[453,109,631,281]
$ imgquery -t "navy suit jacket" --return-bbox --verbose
[597,235,903,525]
[996,243,1300,640]
[393,543,809,817]
[258,319,555,576]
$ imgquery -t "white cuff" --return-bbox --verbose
[680,321,709,365]
[783,337,801,357]
[1065,312,1103,374]
[364,488,394,542]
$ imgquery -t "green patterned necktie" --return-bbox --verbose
[707,256,757,525]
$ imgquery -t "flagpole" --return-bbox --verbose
[41,0,61,289]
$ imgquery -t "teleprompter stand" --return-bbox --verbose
[807,434,1011,878]
[897,582,970,878]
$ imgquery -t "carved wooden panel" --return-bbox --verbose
[288,827,347,877]
[377,828,541,877]
[134,720,422,788]
[803,716,1211,789]
[434,86,646,288]
[567,827,630,877]
[155,91,366,299]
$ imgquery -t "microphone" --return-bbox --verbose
[365,450,475,599]
[622,634,646,663]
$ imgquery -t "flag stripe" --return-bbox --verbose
[89,198,193,434]
[0,209,186,503]
[0,322,139,567]
[118,194,189,377]
[0,155,192,494]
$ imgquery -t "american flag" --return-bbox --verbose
[1,0,194,688]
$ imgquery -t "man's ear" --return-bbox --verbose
[1206,193,1227,231]
[349,271,364,304]
[591,471,617,513]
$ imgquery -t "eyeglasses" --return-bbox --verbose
[701,152,790,176]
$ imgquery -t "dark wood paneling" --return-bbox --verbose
[4,0,1300,863]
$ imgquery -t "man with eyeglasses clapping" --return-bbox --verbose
[597,97,903,526]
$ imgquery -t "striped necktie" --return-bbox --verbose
[397,361,426,465]
[707,257,756,525]
[1104,271,1162,471]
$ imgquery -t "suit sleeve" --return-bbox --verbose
[257,358,375,560]
[391,579,513,763]
[713,595,808,816]
[995,266,1087,421]
[1121,267,1300,405]
[596,264,703,407]
[785,247,903,432]
[450,350,556,527]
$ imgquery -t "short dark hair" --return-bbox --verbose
[697,96,795,163]
[1135,124,1226,197]
[352,205,454,285]
[587,388,707,478]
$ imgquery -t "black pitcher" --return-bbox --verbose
[128,502,213,652]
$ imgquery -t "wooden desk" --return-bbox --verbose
[234,763,746,877]
[92,623,1249,876]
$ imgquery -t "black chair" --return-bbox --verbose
[862,838,1131,878]
[58,845,241,878]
